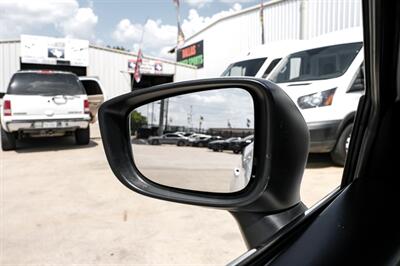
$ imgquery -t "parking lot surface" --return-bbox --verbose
[1,126,342,265]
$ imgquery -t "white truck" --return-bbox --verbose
[1,70,94,150]
[223,28,364,165]
[269,28,364,165]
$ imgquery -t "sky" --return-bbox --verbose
[136,88,254,130]
[0,0,258,59]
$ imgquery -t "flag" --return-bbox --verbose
[134,49,143,83]
[260,0,265,45]
[173,0,185,47]
[177,24,185,47]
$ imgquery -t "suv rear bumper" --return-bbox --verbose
[308,120,341,153]
[5,119,89,133]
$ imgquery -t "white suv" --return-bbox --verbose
[1,70,91,150]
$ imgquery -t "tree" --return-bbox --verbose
[130,111,148,134]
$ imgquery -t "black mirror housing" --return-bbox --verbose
[99,77,309,213]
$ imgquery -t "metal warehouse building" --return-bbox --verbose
[177,0,363,78]
[0,0,363,97]
[0,35,197,98]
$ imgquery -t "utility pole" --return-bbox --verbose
[189,105,193,131]
[299,0,308,40]
[158,100,165,136]
[151,102,155,126]
[164,99,169,131]
[199,116,204,133]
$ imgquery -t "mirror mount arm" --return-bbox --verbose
[230,202,307,249]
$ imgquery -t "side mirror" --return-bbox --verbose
[99,77,309,211]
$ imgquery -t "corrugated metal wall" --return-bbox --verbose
[185,0,362,78]
[0,42,196,97]
[0,41,20,92]
[88,47,132,99]
[304,0,362,39]
[88,46,197,99]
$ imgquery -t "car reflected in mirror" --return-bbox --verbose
[129,88,255,193]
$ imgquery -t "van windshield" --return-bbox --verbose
[221,57,267,77]
[7,72,85,96]
[270,42,363,83]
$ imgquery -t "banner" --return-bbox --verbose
[128,58,166,75]
[134,49,143,83]
[21,35,89,67]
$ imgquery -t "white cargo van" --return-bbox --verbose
[269,28,364,165]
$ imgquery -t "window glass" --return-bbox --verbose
[8,73,85,95]
[262,58,281,78]
[222,58,267,77]
[271,42,363,83]
[348,63,365,92]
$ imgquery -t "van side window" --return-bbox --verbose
[262,58,281,78]
[348,64,365,92]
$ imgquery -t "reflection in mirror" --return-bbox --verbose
[130,88,254,193]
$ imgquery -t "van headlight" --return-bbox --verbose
[297,88,336,109]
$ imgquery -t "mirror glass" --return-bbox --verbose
[130,88,254,193]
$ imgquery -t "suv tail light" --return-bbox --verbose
[3,100,11,116]
[84,99,90,114]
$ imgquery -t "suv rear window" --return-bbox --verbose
[270,42,363,83]
[7,72,85,96]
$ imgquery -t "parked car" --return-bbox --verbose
[190,135,222,147]
[99,1,400,265]
[231,141,254,192]
[230,134,254,154]
[148,133,188,146]
[208,137,240,152]
[1,70,91,150]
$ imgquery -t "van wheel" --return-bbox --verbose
[331,124,353,166]
[1,127,16,151]
[75,127,90,145]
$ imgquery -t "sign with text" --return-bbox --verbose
[177,40,203,68]
[21,35,89,67]
[128,58,166,75]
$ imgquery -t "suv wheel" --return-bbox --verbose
[75,127,90,145]
[1,127,16,151]
[331,124,353,166]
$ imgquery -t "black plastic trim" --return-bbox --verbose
[99,77,309,212]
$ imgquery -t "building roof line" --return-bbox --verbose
[182,0,288,44]
[0,38,196,69]
[89,44,196,69]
